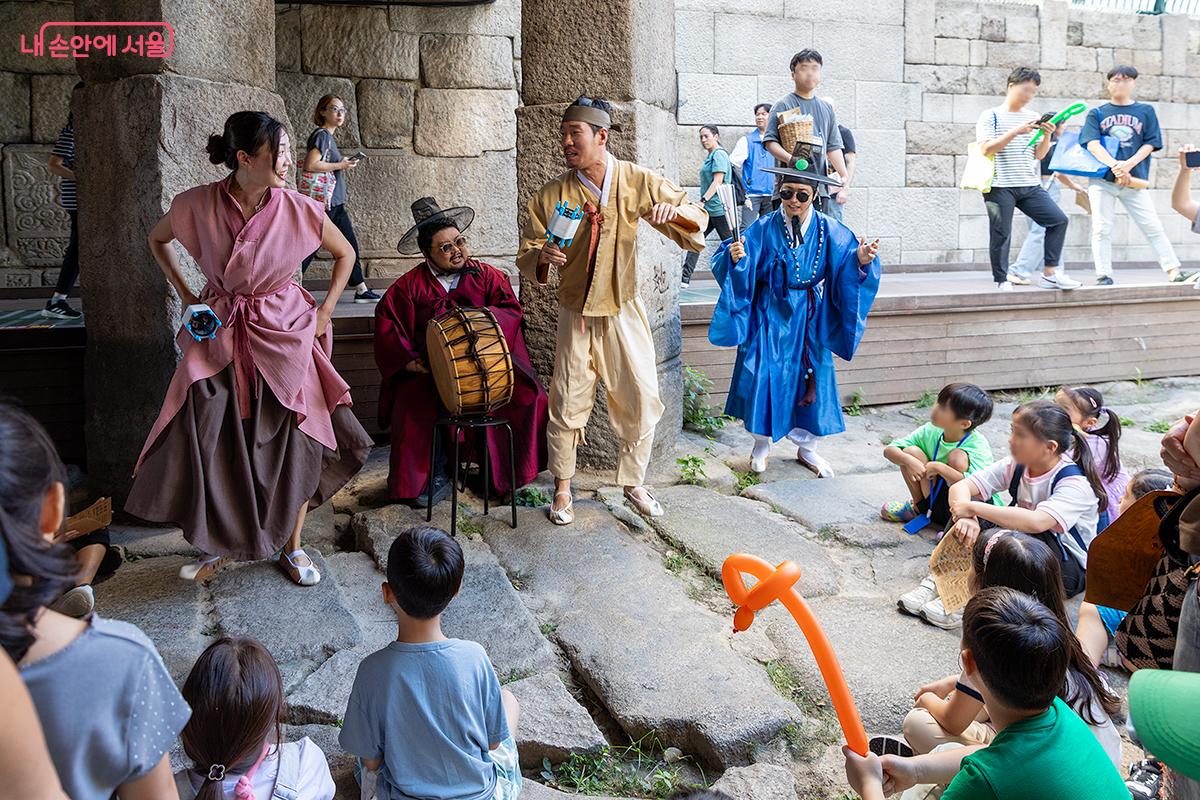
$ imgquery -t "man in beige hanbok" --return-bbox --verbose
[516,96,707,524]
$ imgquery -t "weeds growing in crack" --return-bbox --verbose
[539,731,705,798]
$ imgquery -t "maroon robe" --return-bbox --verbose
[374,259,549,499]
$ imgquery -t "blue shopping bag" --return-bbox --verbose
[1048,130,1119,178]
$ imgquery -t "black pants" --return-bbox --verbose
[301,203,365,286]
[681,213,733,284]
[983,185,1068,284]
[55,210,79,296]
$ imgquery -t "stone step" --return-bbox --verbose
[764,595,960,735]
[606,483,841,598]
[93,554,210,683]
[107,523,198,560]
[744,472,911,530]
[209,549,363,691]
[710,763,799,800]
[506,671,608,768]
[480,502,804,769]
[351,504,560,681]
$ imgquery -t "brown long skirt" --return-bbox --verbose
[125,366,372,561]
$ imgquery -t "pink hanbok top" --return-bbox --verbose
[135,175,351,471]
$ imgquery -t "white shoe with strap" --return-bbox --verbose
[624,487,664,517]
[279,549,321,586]
[549,491,574,526]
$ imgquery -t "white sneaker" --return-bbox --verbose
[898,576,938,616]
[50,584,95,618]
[1006,273,1032,286]
[1038,272,1081,290]
[919,596,964,629]
[997,280,1014,292]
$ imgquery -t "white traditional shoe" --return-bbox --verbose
[549,492,574,526]
[179,554,228,582]
[750,453,768,473]
[624,487,665,517]
[279,549,321,586]
[796,447,835,478]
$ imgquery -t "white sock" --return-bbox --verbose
[52,292,68,302]
[751,434,771,461]
[355,282,368,293]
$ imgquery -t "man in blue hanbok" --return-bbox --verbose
[709,162,881,477]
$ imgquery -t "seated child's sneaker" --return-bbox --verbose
[1125,759,1164,799]
[898,576,938,616]
[881,499,918,523]
[919,596,963,629]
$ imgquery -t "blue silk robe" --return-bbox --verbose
[708,209,880,441]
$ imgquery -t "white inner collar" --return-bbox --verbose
[577,154,614,206]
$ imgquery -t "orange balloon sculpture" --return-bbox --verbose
[722,553,869,757]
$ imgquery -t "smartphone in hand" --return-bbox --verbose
[350,151,368,162]
[1036,112,1055,125]
[1186,150,1200,169]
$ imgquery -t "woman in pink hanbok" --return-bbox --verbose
[125,111,372,586]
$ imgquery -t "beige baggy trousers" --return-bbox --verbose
[547,296,664,486]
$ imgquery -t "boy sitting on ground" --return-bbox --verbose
[844,587,1128,800]
[882,383,997,527]
[340,525,522,800]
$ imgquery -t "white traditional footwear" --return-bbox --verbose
[750,453,768,473]
[624,487,665,517]
[549,491,574,526]
[179,554,228,582]
[796,447,835,478]
[279,549,321,586]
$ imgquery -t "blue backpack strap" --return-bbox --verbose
[1049,464,1090,555]
[1007,464,1024,506]
[271,742,302,800]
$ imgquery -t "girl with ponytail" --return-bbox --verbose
[1055,386,1130,527]
[947,400,1105,598]
[177,637,334,800]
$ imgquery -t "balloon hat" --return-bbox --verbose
[722,553,869,756]
[1028,101,1088,147]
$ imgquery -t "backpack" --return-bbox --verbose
[728,159,747,207]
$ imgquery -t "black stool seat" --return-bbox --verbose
[427,415,518,536]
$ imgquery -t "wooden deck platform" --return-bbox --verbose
[682,266,1200,408]
[4,264,1200,463]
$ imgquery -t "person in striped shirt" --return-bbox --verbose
[45,89,83,319]
[976,67,1080,292]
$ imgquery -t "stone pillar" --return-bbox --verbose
[516,0,683,476]
[73,0,286,499]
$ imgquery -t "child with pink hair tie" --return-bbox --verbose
[176,637,334,800]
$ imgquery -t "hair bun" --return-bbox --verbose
[205,133,229,166]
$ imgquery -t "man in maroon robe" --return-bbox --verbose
[375,198,549,505]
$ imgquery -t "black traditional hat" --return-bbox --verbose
[760,162,842,188]
[397,197,475,254]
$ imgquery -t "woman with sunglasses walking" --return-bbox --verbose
[708,162,881,478]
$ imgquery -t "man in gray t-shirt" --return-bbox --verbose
[763,49,848,208]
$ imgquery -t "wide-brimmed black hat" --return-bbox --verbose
[761,163,842,188]
[397,197,475,254]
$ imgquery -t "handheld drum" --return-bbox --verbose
[426,307,515,417]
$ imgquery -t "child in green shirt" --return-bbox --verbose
[882,383,997,527]
[844,587,1128,800]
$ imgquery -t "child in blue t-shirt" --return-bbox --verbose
[1078,64,1189,285]
[340,526,522,800]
